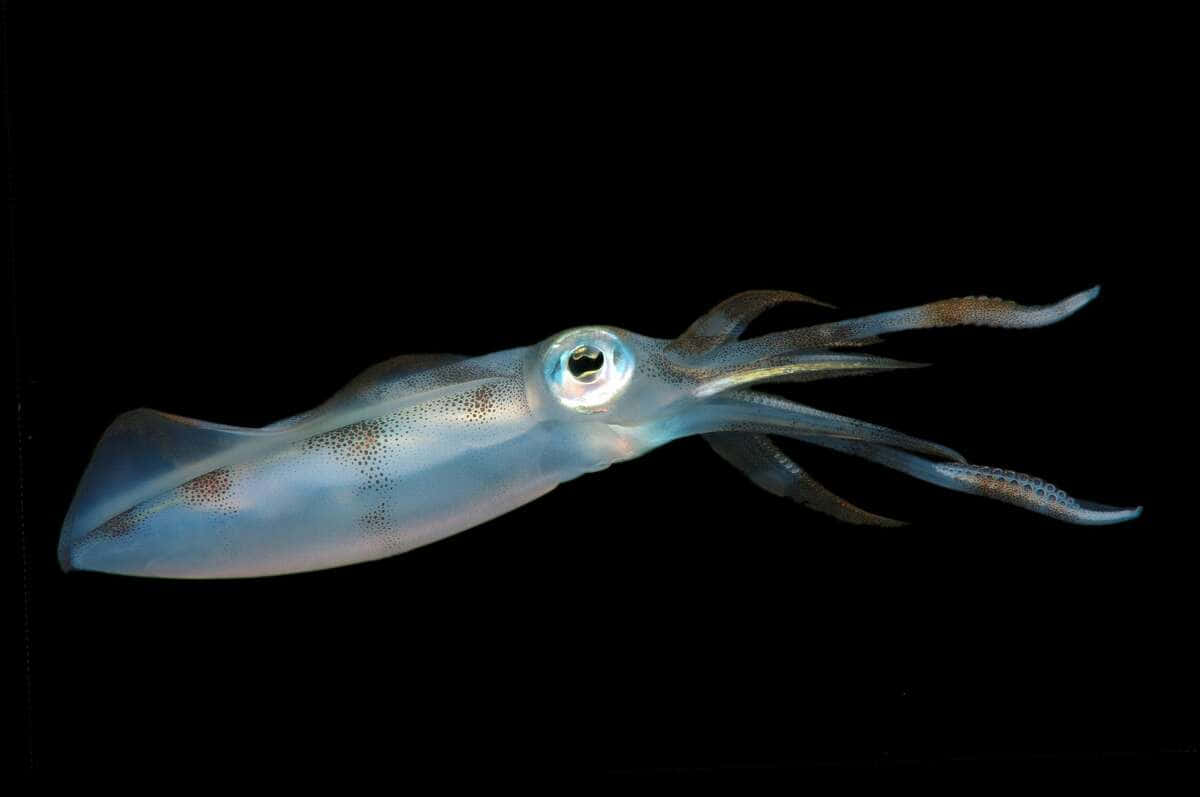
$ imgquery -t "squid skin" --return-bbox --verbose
[59,286,1142,579]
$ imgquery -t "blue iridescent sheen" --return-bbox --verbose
[59,286,1140,579]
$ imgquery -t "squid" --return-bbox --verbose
[59,286,1141,579]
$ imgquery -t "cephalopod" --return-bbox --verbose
[59,286,1141,578]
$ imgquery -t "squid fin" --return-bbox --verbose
[263,353,468,429]
[60,409,283,567]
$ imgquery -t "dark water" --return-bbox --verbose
[8,5,1190,775]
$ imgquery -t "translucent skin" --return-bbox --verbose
[60,349,564,577]
[59,287,1142,579]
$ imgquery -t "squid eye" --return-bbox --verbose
[543,328,635,413]
[568,346,604,382]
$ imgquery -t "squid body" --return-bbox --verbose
[59,287,1142,578]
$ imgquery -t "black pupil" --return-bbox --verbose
[568,346,604,380]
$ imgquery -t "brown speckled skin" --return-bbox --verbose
[60,286,1138,579]
[921,296,1019,326]
[62,347,547,578]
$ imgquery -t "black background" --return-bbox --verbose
[8,5,1192,775]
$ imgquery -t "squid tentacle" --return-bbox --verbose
[673,386,1140,526]
[727,285,1101,359]
[662,285,1124,527]
[693,353,929,397]
[669,290,897,520]
[706,432,907,527]
[794,436,1142,526]
[677,390,967,464]
[666,290,835,357]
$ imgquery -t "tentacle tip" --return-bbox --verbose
[1106,505,1143,525]
[1078,501,1143,525]
[1041,284,1103,324]
[776,290,837,311]
[804,296,839,311]
[1069,284,1101,309]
